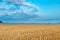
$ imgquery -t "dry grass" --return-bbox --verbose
[0,24,60,40]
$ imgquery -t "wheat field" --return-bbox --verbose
[0,24,60,40]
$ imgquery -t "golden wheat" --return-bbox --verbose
[0,24,60,40]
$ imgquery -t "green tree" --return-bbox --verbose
[0,21,3,23]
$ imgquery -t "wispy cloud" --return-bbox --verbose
[0,0,40,17]
[0,0,41,23]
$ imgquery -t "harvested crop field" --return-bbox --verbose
[0,24,60,40]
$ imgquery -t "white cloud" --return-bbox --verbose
[0,0,40,18]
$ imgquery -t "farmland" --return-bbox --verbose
[0,24,60,40]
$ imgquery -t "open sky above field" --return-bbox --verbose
[0,0,60,23]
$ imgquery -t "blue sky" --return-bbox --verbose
[0,0,60,23]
